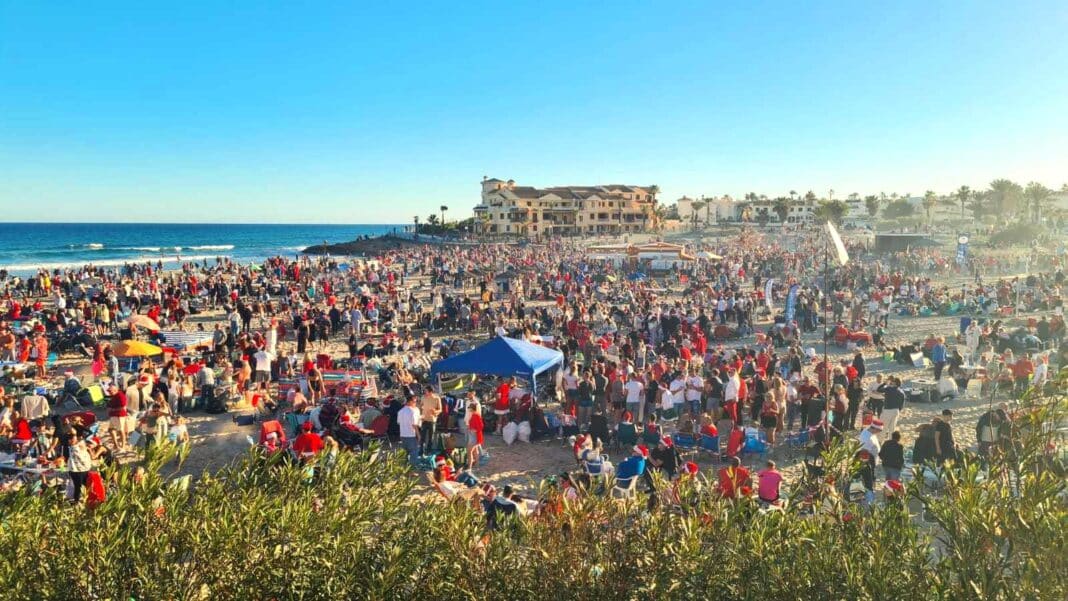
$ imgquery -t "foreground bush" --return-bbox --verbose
[1,378,1065,600]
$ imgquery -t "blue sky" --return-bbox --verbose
[1,1,1066,223]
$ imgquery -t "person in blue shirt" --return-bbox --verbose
[931,337,948,380]
[616,445,648,485]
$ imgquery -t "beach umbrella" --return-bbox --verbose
[112,340,163,358]
[696,251,723,260]
[126,314,161,331]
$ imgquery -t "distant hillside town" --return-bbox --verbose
[455,178,1068,239]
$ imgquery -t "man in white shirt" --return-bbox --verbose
[624,375,644,422]
[667,373,686,419]
[253,348,273,388]
[397,396,420,467]
[685,370,704,416]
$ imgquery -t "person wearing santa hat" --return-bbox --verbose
[292,421,324,459]
[615,444,648,487]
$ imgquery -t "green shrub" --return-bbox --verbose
[989,223,1048,245]
[1,376,1065,600]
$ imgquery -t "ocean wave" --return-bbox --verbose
[0,254,230,272]
[66,243,105,250]
[188,245,235,251]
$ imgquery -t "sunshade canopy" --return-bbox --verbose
[430,335,564,380]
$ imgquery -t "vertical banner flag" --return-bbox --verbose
[764,278,775,311]
[956,235,969,266]
[825,221,850,266]
[785,283,800,322]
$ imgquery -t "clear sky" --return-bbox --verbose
[2,1,1066,223]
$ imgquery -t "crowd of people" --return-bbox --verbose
[0,228,1064,532]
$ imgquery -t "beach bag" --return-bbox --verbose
[128,430,143,448]
[233,414,255,426]
[517,421,531,443]
[502,421,518,445]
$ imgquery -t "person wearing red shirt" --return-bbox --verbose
[292,422,324,459]
[105,384,129,450]
[694,332,707,357]
[465,397,485,470]
[1012,354,1035,398]
[717,456,752,499]
[755,351,770,375]
[494,376,513,435]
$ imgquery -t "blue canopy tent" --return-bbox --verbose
[430,336,564,393]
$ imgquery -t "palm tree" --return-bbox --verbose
[864,195,880,218]
[812,200,848,226]
[789,190,798,201]
[848,192,859,202]
[772,197,790,224]
[922,190,938,224]
[427,214,439,226]
[691,201,706,231]
[439,205,449,226]
[804,190,817,203]
[967,191,988,220]
[1024,182,1052,224]
[413,215,420,234]
[703,196,713,225]
[955,186,971,220]
[988,179,1023,218]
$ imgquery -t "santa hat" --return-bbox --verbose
[883,480,904,496]
[869,419,884,430]
[434,455,447,467]
[660,436,673,447]
[138,374,151,385]
[683,461,699,476]
[633,445,649,458]
[302,421,313,431]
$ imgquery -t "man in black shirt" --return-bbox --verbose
[934,409,957,465]
[880,377,905,436]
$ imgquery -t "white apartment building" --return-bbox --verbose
[676,195,735,225]
[474,177,659,237]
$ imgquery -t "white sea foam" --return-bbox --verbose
[189,245,235,251]
[0,254,228,272]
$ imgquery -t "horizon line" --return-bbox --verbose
[0,221,408,226]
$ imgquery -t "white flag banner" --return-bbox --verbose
[763,278,775,310]
[825,221,850,266]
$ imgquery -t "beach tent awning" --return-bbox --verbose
[157,331,214,352]
[430,335,564,380]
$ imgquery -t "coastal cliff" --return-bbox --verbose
[302,234,453,255]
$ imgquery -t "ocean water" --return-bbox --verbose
[0,223,401,276]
